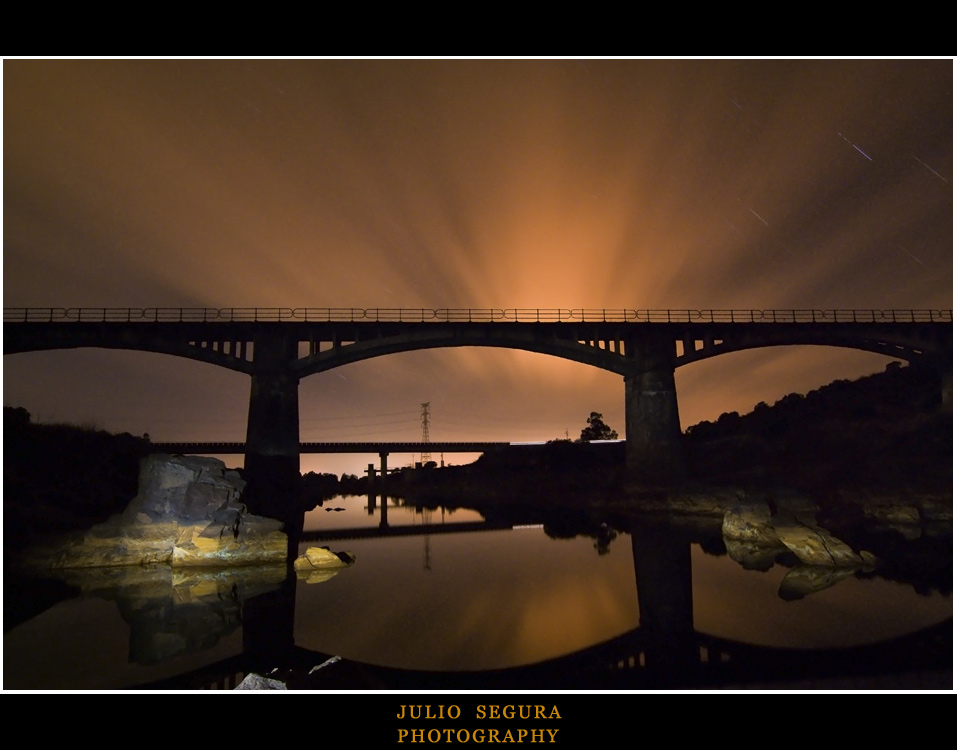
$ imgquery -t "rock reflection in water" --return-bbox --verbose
[778,566,860,601]
[47,563,289,665]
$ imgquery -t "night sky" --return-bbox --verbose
[3,59,953,477]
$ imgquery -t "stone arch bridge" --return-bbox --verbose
[4,307,951,515]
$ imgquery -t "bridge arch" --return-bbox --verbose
[2,347,251,437]
[297,346,626,438]
[3,327,256,375]
[291,328,632,378]
[673,327,945,368]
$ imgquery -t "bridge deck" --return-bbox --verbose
[5,306,952,324]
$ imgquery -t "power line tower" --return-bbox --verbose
[420,402,432,464]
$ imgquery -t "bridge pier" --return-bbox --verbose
[243,336,303,558]
[940,366,952,411]
[624,338,687,484]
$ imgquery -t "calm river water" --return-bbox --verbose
[3,493,952,690]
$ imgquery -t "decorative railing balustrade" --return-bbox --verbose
[4,307,953,324]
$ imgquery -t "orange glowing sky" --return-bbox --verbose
[3,59,953,476]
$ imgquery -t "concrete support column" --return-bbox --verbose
[243,335,302,558]
[245,370,301,464]
[624,337,687,484]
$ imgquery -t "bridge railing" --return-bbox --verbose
[4,307,953,324]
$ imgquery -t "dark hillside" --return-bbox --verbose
[3,407,151,550]
[684,362,950,492]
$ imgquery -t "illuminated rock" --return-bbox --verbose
[722,500,782,546]
[29,454,287,569]
[770,513,864,567]
[722,501,790,569]
[722,495,873,569]
[293,546,355,583]
[235,673,288,690]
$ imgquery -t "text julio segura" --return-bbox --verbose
[396,704,562,744]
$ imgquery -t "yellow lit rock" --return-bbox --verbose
[293,547,355,584]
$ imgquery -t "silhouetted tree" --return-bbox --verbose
[299,471,341,509]
[5,405,31,429]
[593,523,618,555]
[579,412,618,441]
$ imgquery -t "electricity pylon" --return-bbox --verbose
[420,402,432,464]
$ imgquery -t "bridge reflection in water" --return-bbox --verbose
[129,492,952,691]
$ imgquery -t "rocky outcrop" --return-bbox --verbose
[27,454,288,569]
[235,673,288,690]
[721,500,788,570]
[771,513,870,568]
[722,494,877,569]
[293,546,356,584]
[859,495,952,539]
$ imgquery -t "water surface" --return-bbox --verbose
[4,493,951,690]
